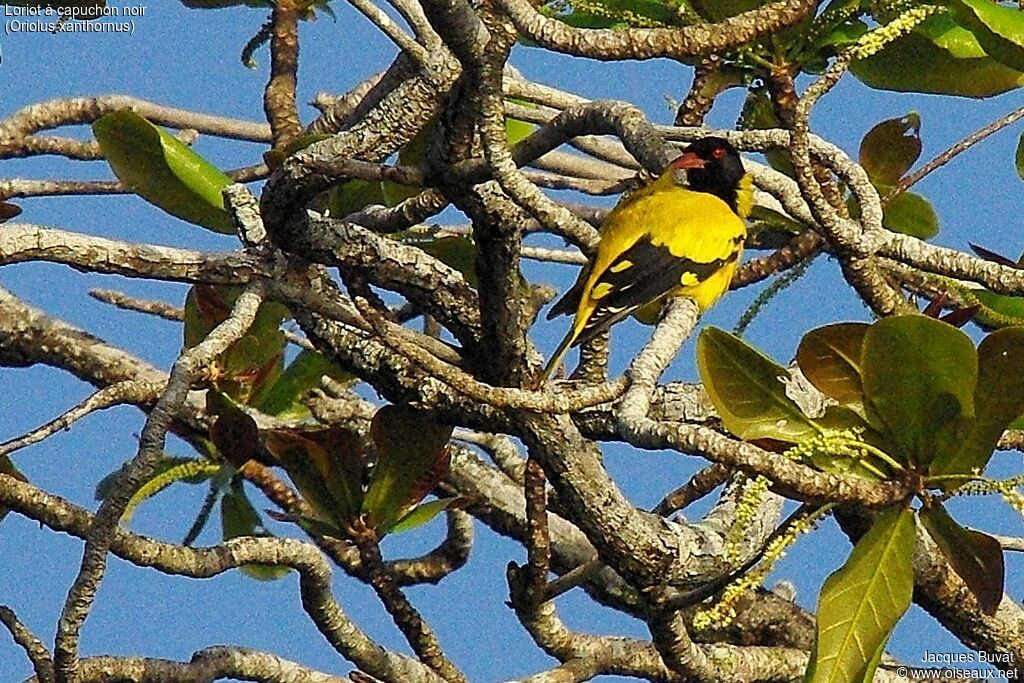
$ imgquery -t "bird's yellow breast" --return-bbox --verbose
[580,175,746,314]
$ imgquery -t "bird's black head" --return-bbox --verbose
[668,137,748,213]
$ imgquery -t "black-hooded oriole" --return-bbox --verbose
[540,136,752,383]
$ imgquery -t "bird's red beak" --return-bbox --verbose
[668,152,706,170]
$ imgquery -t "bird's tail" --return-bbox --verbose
[536,328,577,386]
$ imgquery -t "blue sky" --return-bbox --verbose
[0,2,1022,681]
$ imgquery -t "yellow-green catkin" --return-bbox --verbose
[851,5,941,60]
[694,509,823,631]
[727,475,772,565]
[785,426,894,478]
[991,477,1024,518]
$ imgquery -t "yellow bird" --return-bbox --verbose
[539,137,752,383]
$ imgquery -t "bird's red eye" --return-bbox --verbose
[711,146,726,159]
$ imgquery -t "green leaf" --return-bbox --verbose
[264,428,366,526]
[264,133,332,171]
[919,504,1004,614]
[697,327,821,443]
[207,390,263,468]
[950,0,1024,72]
[861,315,977,466]
[807,0,868,51]
[183,285,288,403]
[221,479,290,581]
[327,178,388,219]
[92,110,234,233]
[1016,132,1024,181]
[804,507,915,683]
[379,122,434,206]
[362,405,454,533]
[851,16,1024,97]
[255,350,355,418]
[805,407,888,481]
[506,117,536,147]
[386,497,464,534]
[746,206,806,249]
[121,458,222,522]
[880,189,940,239]
[931,327,1024,480]
[419,235,479,287]
[797,323,870,419]
[973,287,1024,319]
[859,113,921,186]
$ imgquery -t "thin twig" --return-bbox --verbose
[652,463,732,517]
[883,105,1024,206]
[264,0,304,146]
[0,380,163,458]
[0,605,55,683]
[523,458,552,604]
[88,289,183,321]
[349,521,468,683]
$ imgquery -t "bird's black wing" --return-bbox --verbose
[574,237,734,346]
[547,261,591,320]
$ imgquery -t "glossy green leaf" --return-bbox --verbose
[122,458,221,522]
[256,350,355,418]
[804,507,915,683]
[973,288,1024,319]
[183,285,288,402]
[851,16,1024,97]
[221,479,290,581]
[419,235,479,287]
[362,405,454,533]
[207,390,263,468]
[859,113,921,186]
[697,327,820,443]
[386,496,464,534]
[93,110,234,233]
[328,178,388,219]
[881,190,940,239]
[931,327,1024,480]
[1016,132,1024,181]
[506,117,536,147]
[950,0,1024,72]
[920,504,1004,614]
[264,428,366,526]
[797,323,869,418]
[861,315,977,466]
